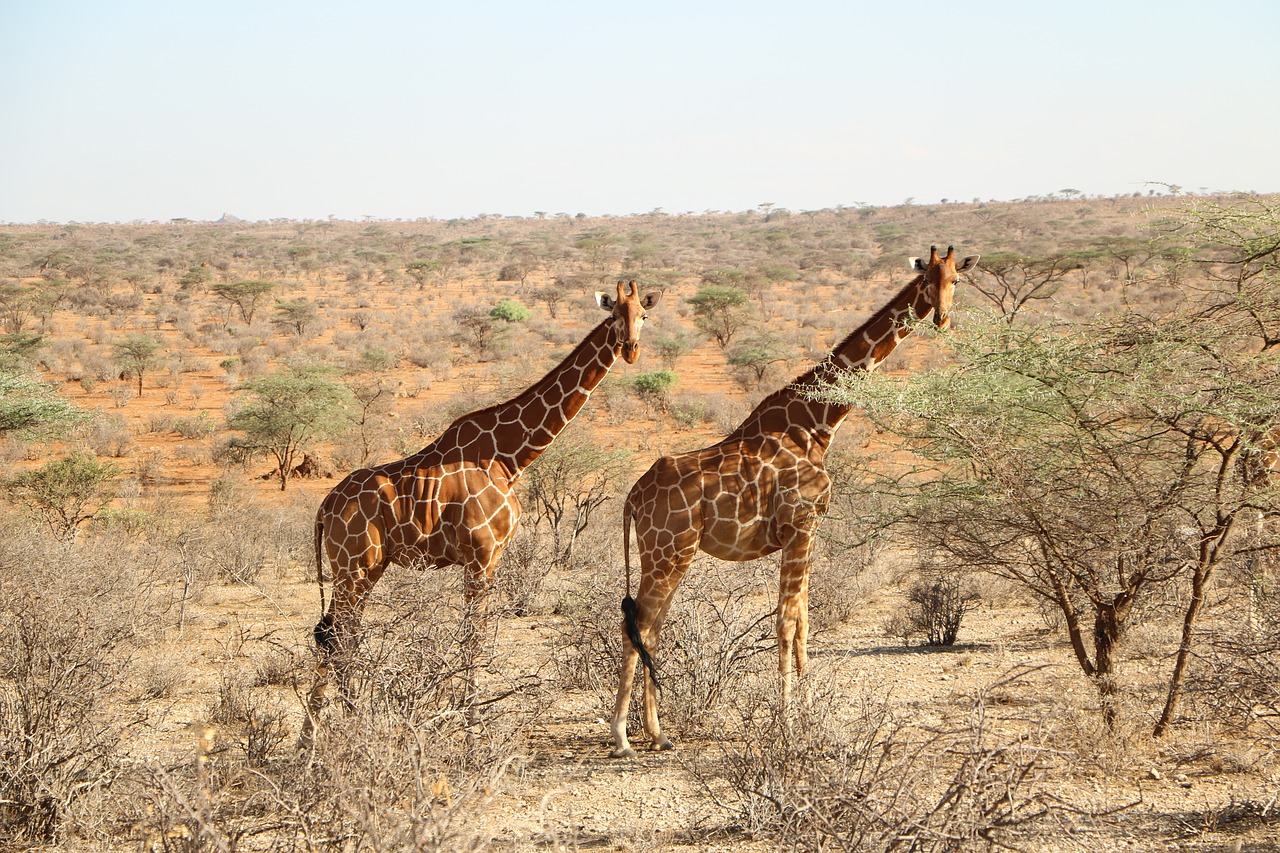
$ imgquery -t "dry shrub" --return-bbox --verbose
[695,676,1062,851]
[902,568,981,647]
[79,411,135,457]
[808,535,892,633]
[195,492,314,585]
[125,572,542,851]
[325,570,547,769]
[207,674,292,767]
[551,559,775,737]
[1186,620,1280,750]
[0,535,140,845]
[495,525,554,616]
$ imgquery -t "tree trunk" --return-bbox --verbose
[1156,520,1234,737]
[1093,605,1124,730]
[1048,573,1095,677]
[1154,563,1208,737]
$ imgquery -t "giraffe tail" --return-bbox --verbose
[621,497,659,691]
[313,503,337,655]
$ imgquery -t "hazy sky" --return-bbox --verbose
[1,0,1276,223]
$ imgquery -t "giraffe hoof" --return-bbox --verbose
[610,746,638,759]
[652,738,675,752]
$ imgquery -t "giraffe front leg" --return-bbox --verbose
[776,531,815,708]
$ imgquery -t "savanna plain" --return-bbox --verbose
[2,193,1280,851]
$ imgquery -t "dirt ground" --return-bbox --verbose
[131,552,1280,852]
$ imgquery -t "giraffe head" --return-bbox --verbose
[596,280,662,364]
[909,245,980,331]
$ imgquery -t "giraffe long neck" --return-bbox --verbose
[443,317,622,477]
[727,274,934,445]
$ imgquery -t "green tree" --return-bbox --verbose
[687,285,752,348]
[0,371,84,436]
[178,264,213,291]
[6,452,118,539]
[112,334,163,396]
[225,367,354,490]
[1173,194,1280,351]
[273,297,319,336]
[727,332,794,385]
[211,279,276,324]
[0,332,43,370]
[633,370,677,411]
[405,260,438,290]
[820,311,1280,732]
[489,299,531,323]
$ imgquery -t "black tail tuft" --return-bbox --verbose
[314,612,338,655]
[622,595,659,691]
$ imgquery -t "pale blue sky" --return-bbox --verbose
[1,0,1276,222]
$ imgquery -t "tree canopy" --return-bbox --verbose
[225,366,354,490]
[817,307,1280,732]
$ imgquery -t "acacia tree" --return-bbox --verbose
[112,334,163,396]
[726,331,794,385]
[225,366,354,490]
[6,452,118,539]
[822,310,1280,732]
[687,285,753,348]
[0,371,83,438]
[967,251,1076,323]
[211,279,276,324]
[1152,194,1280,734]
[1175,194,1280,352]
[521,427,631,568]
[273,298,319,336]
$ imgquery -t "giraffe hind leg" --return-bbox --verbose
[299,613,337,750]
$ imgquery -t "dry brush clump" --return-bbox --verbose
[551,557,778,742]
[120,572,545,850]
[0,528,150,845]
[691,676,1071,851]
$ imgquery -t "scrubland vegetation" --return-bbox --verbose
[1,192,1278,850]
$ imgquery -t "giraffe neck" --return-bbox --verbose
[727,274,934,445]
[441,317,622,477]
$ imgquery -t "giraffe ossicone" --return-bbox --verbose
[300,280,661,747]
[609,246,978,758]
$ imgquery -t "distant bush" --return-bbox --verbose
[632,370,677,397]
[489,299,531,323]
[903,570,980,647]
[173,413,216,440]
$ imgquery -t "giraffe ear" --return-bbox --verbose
[640,291,663,310]
[957,254,980,272]
[909,257,927,272]
[595,291,615,311]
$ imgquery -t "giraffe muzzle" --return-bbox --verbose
[622,340,641,363]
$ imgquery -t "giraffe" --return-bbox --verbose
[609,246,979,757]
[302,281,661,742]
